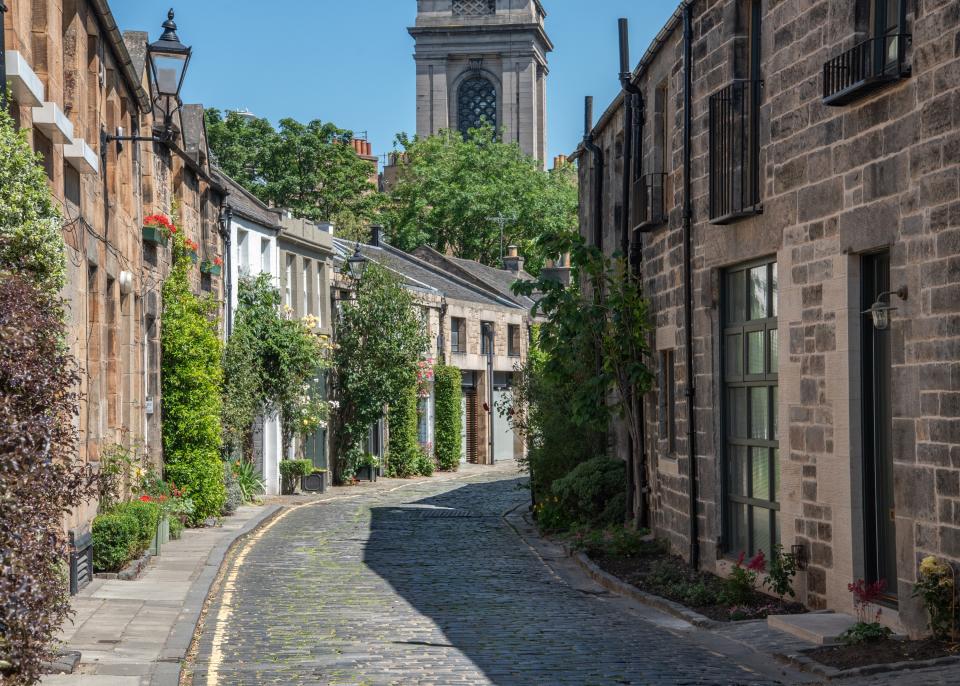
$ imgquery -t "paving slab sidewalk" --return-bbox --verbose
[42,462,513,686]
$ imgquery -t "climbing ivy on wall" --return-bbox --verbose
[161,231,226,523]
[434,364,462,471]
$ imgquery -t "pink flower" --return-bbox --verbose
[747,550,766,573]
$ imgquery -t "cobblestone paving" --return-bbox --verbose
[189,468,788,685]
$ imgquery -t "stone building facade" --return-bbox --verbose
[409,0,552,164]
[3,2,225,587]
[575,0,960,633]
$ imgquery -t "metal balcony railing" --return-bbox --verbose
[632,172,668,231]
[823,34,911,106]
[709,80,763,224]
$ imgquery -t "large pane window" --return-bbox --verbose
[724,259,779,558]
[451,317,466,353]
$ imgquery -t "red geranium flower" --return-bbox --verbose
[139,495,152,502]
[747,550,766,573]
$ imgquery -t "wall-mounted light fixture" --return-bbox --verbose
[862,286,908,331]
[346,244,368,280]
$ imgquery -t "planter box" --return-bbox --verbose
[142,226,169,247]
[189,250,199,264]
[302,471,328,493]
[158,516,170,545]
[200,263,222,276]
[356,465,377,482]
[149,526,162,557]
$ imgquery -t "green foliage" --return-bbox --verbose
[569,526,659,558]
[0,108,65,297]
[222,274,330,458]
[111,500,161,551]
[279,459,312,480]
[384,124,577,272]
[330,264,428,483]
[387,384,420,478]
[433,365,462,471]
[205,109,382,230]
[720,552,766,606]
[230,459,266,503]
[169,516,184,540]
[542,457,627,531]
[914,556,957,640]
[222,463,243,516]
[839,622,892,645]
[162,231,226,524]
[415,447,435,477]
[764,544,799,599]
[91,513,140,573]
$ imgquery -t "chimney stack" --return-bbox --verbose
[552,154,568,169]
[541,253,572,287]
[370,224,385,247]
[502,245,524,274]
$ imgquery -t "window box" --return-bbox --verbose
[355,464,377,482]
[823,34,911,106]
[200,259,222,276]
[709,80,763,224]
[142,226,169,247]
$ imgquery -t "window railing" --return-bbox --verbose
[709,79,763,224]
[632,172,668,231]
[823,34,911,106]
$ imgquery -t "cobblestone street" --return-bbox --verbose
[187,465,794,685]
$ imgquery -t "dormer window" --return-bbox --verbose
[452,0,496,16]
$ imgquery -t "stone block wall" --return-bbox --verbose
[578,0,960,631]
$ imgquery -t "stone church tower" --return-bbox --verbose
[409,0,552,164]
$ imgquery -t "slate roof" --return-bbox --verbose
[214,168,282,230]
[332,239,518,309]
[412,245,538,310]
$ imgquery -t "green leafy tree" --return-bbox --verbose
[161,233,226,524]
[222,274,331,460]
[384,124,578,272]
[0,108,64,297]
[330,264,428,484]
[434,364,463,471]
[205,109,382,234]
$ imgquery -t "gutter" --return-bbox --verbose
[89,0,151,111]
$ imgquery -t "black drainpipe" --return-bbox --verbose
[682,1,699,569]
[220,204,234,338]
[582,96,606,459]
[0,2,8,111]
[619,18,645,527]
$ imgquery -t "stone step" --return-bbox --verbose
[767,612,859,645]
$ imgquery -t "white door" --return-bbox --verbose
[492,388,514,462]
[460,395,468,463]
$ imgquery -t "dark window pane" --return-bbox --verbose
[730,503,749,555]
[730,445,748,496]
[771,263,778,317]
[769,329,779,373]
[726,333,742,378]
[728,270,746,323]
[751,447,770,500]
[747,330,765,374]
[458,77,498,136]
[728,387,748,438]
[752,506,772,558]
[750,387,769,439]
[749,266,767,320]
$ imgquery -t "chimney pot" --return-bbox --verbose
[507,245,518,258]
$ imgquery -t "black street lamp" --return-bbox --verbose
[346,244,368,280]
[147,9,192,135]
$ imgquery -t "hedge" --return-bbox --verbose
[91,513,140,573]
[386,384,420,478]
[112,500,161,551]
[433,365,462,471]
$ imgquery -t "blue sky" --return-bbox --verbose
[111,1,679,164]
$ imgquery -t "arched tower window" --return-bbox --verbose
[452,0,496,16]
[457,77,497,136]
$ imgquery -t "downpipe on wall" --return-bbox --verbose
[682,1,700,569]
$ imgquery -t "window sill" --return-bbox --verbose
[822,70,909,106]
[709,204,763,226]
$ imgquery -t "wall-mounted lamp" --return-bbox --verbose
[346,244,368,280]
[862,286,907,331]
[118,271,134,296]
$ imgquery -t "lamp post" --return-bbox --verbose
[346,244,368,281]
[147,9,192,138]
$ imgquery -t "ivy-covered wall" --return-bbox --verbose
[434,364,462,471]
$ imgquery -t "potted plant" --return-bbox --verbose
[184,237,200,263]
[200,256,223,276]
[279,459,312,495]
[301,467,328,493]
[142,213,176,247]
[355,453,380,482]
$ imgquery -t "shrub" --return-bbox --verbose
[570,526,658,558]
[231,459,265,503]
[0,109,65,297]
[764,544,799,600]
[222,463,243,515]
[162,232,226,524]
[415,447,435,477]
[386,384,420,478]
[0,275,98,683]
[914,556,956,640]
[721,551,766,606]
[169,516,184,540]
[279,459,311,494]
[433,365,462,471]
[112,500,161,552]
[548,457,626,529]
[91,513,140,573]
